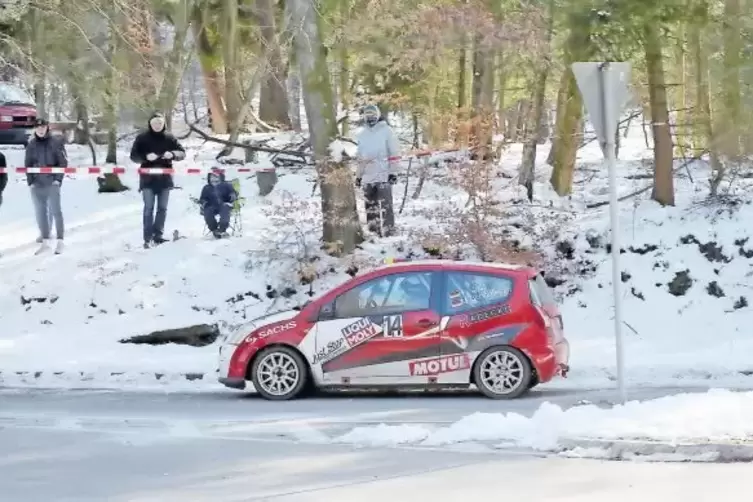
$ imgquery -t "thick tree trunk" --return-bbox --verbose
[287,0,362,254]
[222,0,244,135]
[193,21,227,134]
[257,0,291,128]
[645,23,675,206]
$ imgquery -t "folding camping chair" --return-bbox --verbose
[192,178,246,237]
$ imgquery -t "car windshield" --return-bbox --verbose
[0,84,34,105]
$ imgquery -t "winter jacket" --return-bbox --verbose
[356,119,400,185]
[0,152,7,194]
[199,173,237,210]
[129,117,186,192]
[24,132,68,187]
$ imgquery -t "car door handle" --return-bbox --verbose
[417,319,438,328]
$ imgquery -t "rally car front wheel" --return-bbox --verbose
[474,346,533,399]
[251,346,310,401]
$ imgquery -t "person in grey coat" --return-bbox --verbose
[355,104,400,237]
[25,118,68,255]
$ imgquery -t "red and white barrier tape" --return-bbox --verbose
[0,148,466,175]
[0,166,275,174]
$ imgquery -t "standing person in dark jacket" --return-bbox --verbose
[198,171,237,238]
[129,112,186,248]
[0,151,7,207]
[25,118,68,255]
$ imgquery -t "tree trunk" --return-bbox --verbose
[689,0,722,193]
[470,35,494,159]
[257,0,291,128]
[29,8,46,118]
[338,0,350,136]
[673,24,689,158]
[712,0,742,192]
[518,0,553,201]
[286,0,362,254]
[644,23,675,206]
[157,1,191,130]
[222,0,244,135]
[546,73,568,166]
[193,20,228,134]
[549,15,590,196]
[287,69,302,131]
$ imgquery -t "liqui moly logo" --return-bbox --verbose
[341,318,381,347]
[409,354,470,376]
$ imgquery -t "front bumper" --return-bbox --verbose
[219,377,246,389]
[0,128,32,145]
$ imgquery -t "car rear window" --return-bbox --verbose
[529,274,556,307]
[444,272,514,314]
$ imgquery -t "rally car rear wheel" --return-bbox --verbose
[251,346,309,401]
[474,346,532,399]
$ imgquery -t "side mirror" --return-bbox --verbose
[317,302,335,321]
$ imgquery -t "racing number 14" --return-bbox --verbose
[382,315,403,338]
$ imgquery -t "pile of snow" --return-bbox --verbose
[333,389,753,451]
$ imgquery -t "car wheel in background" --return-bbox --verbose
[251,346,310,401]
[473,346,532,399]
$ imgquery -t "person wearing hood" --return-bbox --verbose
[129,112,186,248]
[355,104,400,237]
[198,171,237,238]
[25,118,68,255]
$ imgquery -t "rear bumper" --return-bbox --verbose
[219,377,246,389]
[0,128,31,145]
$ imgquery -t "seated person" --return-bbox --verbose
[199,171,237,238]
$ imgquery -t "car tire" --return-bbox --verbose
[251,346,310,401]
[473,346,533,399]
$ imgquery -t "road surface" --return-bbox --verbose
[1,386,748,501]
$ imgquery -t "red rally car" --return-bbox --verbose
[218,259,569,400]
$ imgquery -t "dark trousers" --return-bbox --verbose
[204,204,231,232]
[363,182,395,236]
[142,188,170,242]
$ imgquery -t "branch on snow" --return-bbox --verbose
[187,124,314,160]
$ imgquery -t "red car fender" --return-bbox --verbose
[227,323,312,380]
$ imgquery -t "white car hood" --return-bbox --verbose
[225,309,299,345]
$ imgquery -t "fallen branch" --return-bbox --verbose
[188,124,314,158]
[586,150,709,209]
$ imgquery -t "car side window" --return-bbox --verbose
[444,272,513,314]
[334,272,433,318]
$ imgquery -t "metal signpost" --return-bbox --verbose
[571,62,631,404]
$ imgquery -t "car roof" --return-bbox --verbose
[374,259,534,275]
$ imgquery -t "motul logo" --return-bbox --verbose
[410,354,470,376]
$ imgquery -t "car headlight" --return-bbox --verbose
[225,321,258,345]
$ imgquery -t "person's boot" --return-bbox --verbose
[54,240,64,255]
[153,235,168,245]
[212,230,222,239]
[35,236,43,244]
[34,240,50,255]
[143,241,151,249]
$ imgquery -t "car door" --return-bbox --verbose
[436,271,516,383]
[313,270,441,383]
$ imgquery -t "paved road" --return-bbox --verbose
[1,386,745,501]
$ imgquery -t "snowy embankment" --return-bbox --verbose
[1,124,753,391]
[332,389,753,460]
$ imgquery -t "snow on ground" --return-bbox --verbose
[1,122,753,391]
[333,388,753,453]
